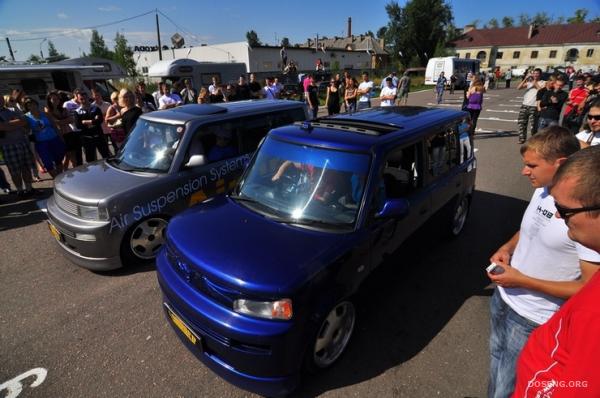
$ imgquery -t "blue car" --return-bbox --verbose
[156,107,477,396]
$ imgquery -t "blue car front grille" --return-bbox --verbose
[165,240,241,308]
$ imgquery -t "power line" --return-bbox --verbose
[6,9,156,42]
[157,10,204,45]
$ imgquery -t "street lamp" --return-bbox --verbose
[39,38,47,59]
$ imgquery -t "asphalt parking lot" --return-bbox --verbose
[0,86,534,398]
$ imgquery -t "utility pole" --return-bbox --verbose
[156,11,163,61]
[6,38,15,61]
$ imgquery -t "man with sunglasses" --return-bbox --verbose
[576,99,600,148]
[512,145,600,398]
[486,127,600,398]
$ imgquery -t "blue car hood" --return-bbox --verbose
[166,196,351,296]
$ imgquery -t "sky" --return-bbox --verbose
[0,0,599,61]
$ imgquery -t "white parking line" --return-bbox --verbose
[509,100,523,103]
[485,109,519,114]
[478,117,517,122]
[499,104,521,107]
[426,103,461,107]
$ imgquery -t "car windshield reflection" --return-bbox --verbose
[236,137,370,228]
[112,120,183,172]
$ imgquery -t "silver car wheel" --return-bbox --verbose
[451,197,469,236]
[129,218,168,260]
[313,301,355,368]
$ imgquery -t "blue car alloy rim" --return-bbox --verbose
[313,301,356,368]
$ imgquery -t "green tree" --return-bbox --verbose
[568,9,588,23]
[245,30,261,47]
[488,18,499,28]
[532,12,551,25]
[280,37,290,47]
[376,26,388,39]
[590,16,600,23]
[502,16,514,27]
[47,40,69,62]
[518,13,531,26]
[555,16,566,24]
[26,54,43,64]
[113,32,136,76]
[89,29,113,59]
[383,0,453,67]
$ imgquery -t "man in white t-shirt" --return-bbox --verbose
[357,72,374,110]
[158,83,182,110]
[379,78,397,107]
[486,126,600,398]
[517,68,545,144]
[576,100,600,148]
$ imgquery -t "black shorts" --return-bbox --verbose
[62,131,81,151]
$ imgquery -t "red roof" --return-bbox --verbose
[453,23,600,48]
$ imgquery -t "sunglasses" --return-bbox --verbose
[587,114,600,121]
[554,202,600,219]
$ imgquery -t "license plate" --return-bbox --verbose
[47,222,62,242]
[165,304,199,346]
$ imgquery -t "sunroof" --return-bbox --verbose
[312,118,400,135]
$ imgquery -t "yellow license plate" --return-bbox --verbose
[48,222,62,242]
[167,307,198,345]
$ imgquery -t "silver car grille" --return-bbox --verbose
[54,192,79,217]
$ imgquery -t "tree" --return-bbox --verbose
[113,32,136,76]
[555,16,566,24]
[89,29,113,59]
[26,54,43,64]
[376,26,388,39]
[532,12,551,25]
[245,30,261,47]
[47,40,68,62]
[365,30,375,37]
[382,0,453,67]
[488,18,499,28]
[280,37,290,47]
[568,9,588,24]
[518,13,531,26]
[590,16,600,23]
[502,16,514,27]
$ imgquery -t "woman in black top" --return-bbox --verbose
[326,79,340,116]
[118,89,143,137]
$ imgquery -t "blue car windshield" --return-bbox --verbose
[112,120,183,172]
[236,137,370,227]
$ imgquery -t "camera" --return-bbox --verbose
[486,263,505,275]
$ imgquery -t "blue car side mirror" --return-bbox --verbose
[376,198,410,219]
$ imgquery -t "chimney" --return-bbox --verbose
[528,24,538,39]
[463,25,475,34]
[347,17,352,38]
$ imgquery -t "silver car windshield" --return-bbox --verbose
[112,120,183,172]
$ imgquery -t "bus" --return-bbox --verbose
[425,57,480,89]
[147,59,247,88]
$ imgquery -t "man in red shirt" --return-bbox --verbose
[563,76,588,134]
[512,146,600,398]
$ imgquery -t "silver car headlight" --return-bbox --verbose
[78,205,109,221]
[233,298,293,320]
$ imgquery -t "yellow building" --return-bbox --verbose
[453,23,600,73]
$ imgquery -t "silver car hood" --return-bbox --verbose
[53,160,158,205]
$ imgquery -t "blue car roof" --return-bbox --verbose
[269,106,467,153]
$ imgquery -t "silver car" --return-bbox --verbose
[44,100,308,271]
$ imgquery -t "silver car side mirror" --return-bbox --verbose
[185,154,206,168]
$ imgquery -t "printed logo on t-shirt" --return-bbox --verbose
[536,205,554,219]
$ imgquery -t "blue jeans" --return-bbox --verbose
[488,289,540,398]
[357,100,370,110]
[537,117,557,131]
[436,88,444,104]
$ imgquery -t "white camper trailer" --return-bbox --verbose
[147,59,246,88]
[0,57,126,106]
[425,57,480,89]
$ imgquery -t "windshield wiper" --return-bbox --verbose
[275,218,353,228]
[228,193,260,204]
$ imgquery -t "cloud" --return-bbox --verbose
[57,12,68,19]
[98,5,121,12]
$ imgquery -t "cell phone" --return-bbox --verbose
[486,263,505,275]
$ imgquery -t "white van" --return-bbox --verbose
[425,57,480,89]
[147,59,246,88]
[0,57,126,105]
